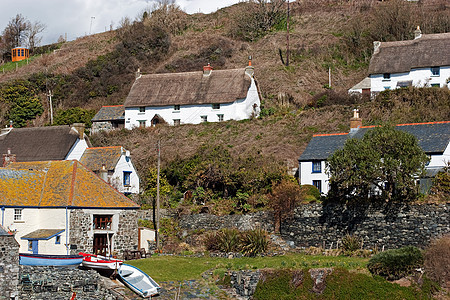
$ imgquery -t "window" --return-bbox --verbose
[383,73,391,80]
[21,49,24,56]
[138,120,146,128]
[201,116,207,123]
[312,180,322,193]
[431,83,440,88]
[212,103,220,110]
[431,67,440,76]
[139,107,145,113]
[93,215,113,230]
[28,241,33,251]
[173,105,180,111]
[55,235,61,244]
[384,86,391,90]
[173,119,180,126]
[217,114,224,122]
[14,209,23,221]
[312,161,321,173]
[123,171,131,186]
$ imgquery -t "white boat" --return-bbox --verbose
[79,252,122,270]
[118,264,160,298]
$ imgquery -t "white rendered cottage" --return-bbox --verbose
[124,63,261,127]
[349,29,450,94]
[80,146,140,194]
[298,111,450,195]
[0,160,139,257]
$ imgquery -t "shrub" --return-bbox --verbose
[367,246,423,280]
[203,231,220,252]
[424,235,450,288]
[240,228,269,257]
[341,234,362,252]
[218,228,240,253]
[300,184,321,202]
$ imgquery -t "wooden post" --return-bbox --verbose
[156,139,161,249]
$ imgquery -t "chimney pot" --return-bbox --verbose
[203,63,213,76]
[99,163,108,182]
[350,109,362,131]
[72,123,85,140]
[373,41,381,54]
[2,148,16,167]
[414,26,422,40]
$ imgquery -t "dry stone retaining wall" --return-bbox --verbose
[0,234,19,299]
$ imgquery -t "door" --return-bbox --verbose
[32,240,38,254]
[93,233,113,256]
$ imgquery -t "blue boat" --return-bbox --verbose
[19,253,83,266]
[118,264,160,298]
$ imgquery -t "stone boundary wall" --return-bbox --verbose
[18,266,121,300]
[0,235,19,299]
[282,203,449,249]
[171,203,449,249]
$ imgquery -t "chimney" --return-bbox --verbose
[2,148,16,167]
[350,109,362,132]
[99,164,108,182]
[203,63,213,76]
[71,123,85,140]
[245,55,254,77]
[373,41,381,54]
[414,26,422,40]
[135,68,141,79]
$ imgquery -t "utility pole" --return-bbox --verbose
[89,16,95,35]
[286,0,290,66]
[156,139,161,249]
[47,90,53,124]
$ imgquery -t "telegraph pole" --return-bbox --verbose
[47,90,53,124]
[89,16,95,35]
[286,0,290,66]
[156,139,161,249]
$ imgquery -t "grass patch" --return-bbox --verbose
[0,56,37,72]
[127,253,368,282]
[253,268,436,300]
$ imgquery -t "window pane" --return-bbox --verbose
[312,180,322,193]
[139,107,145,113]
[312,161,321,173]
[174,105,180,110]
[123,171,131,186]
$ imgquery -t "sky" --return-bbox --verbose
[0,0,240,46]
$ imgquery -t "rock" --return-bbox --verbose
[309,268,333,294]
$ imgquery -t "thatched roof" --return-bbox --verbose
[0,126,89,162]
[124,68,252,107]
[368,33,450,75]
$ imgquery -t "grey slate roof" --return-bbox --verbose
[299,122,450,162]
[0,225,11,236]
[0,126,83,162]
[368,33,450,75]
[92,105,125,122]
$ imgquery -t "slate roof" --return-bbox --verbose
[124,68,252,107]
[92,105,125,122]
[0,160,139,208]
[22,229,64,240]
[0,225,11,236]
[368,33,450,75]
[0,126,88,162]
[349,77,371,91]
[79,146,123,172]
[299,121,450,161]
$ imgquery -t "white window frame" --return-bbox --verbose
[201,116,207,123]
[173,119,181,126]
[431,67,440,77]
[14,208,23,222]
[217,114,224,122]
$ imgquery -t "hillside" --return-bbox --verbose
[1,0,449,208]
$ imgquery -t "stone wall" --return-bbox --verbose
[282,203,449,249]
[18,266,120,300]
[0,235,20,300]
[70,209,138,257]
[175,203,449,250]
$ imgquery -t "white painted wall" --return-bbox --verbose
[124,77,260,128]
[2,208,68,254]
[66,139,89,161]
[370,66,450,92]
[110,151,140,194]
[139,228,155,250]
[429,143,450,168]
[299,160,330,194]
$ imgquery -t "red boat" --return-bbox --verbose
[79,252,123,270]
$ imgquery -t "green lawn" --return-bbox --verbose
[127,253,368,282]
[0,56,37,72]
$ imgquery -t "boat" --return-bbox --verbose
[118,264,160,298]
[19,253,83,266]
[79,252,123,270]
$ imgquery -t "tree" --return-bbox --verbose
[25,21,46,52]
[326,125,429,202]
[2,14,29,50]
[269,178,301,233]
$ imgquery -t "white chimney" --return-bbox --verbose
[414,26,422,40]
[373,41,381,54]
[99,164,108,182]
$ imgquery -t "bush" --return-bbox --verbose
[240,228,269,257]
[341,234,362,252]
[367,246,423,280]
[218,228,240,253]
[424,235,450,288]
[300,184,321,202]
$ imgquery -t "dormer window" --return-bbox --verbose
[383,73,390,81]
[212,103,220,110]
[173,105,180,111]
[431,67,440,76]
[139,107,145,113]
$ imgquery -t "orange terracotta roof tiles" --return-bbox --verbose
[0,160,138,208]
